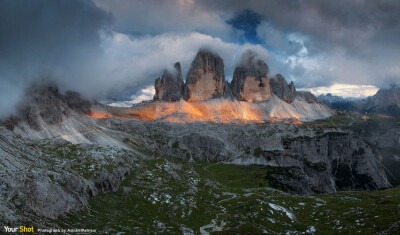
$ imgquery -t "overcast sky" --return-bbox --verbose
[1,0,399,114]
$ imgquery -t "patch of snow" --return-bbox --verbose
[268,203,295,221]
[306,226,316,233]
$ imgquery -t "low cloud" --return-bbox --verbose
[1,0,399,117]
[301,84,379,98]
[0,0,111,119]
[101,32,240,99]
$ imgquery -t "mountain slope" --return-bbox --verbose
[355,86,400,117]
[1,85,400,232]
[318,93,358,110]
[101,95,333,123]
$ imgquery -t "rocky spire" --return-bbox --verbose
[270,74,297,103]
[183,49,225,101]
[231,52,272,102]
[154,62,184,102]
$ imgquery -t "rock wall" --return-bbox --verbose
[297,91,323,104]
[107,119,394,194]
[183,50,225,101]
[270,74,297,103]
[149,49,333,122]
[154,62,184,101]
[231,58,272,102]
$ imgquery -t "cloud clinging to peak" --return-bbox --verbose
[1,0,400,116]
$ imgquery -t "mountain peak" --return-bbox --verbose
[153,49,324,106]
[231,54,271,102]
[183,49,225,101]
[154,62,184,102]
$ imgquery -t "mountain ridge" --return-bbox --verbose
[318,86,400,117]
[149,49,334,123]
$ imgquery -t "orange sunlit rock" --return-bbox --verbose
[87,99,311,124]
[88,111,129,119]
[89,112,112,119]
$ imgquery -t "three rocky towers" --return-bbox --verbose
[154,49,320,104]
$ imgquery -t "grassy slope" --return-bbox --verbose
[54,158,400,234]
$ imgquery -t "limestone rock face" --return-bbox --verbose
[183,50,225,101]
[297,91,323,104]
[154,62,184,101]
[222,81,234,100]
[354,86,400,117]
[3,85,92,131]
[231,57,272,102]
[270,74,297,103]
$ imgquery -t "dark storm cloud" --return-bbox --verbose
[96,0,400,88]
[1,0,399,113]
[0,0,111,118]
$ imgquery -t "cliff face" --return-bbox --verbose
[231,58,272,102]
[296,91,323,104]
[154,62,184,101]
[106,118,396,194]
[147,49,333,122]
[355,86,400,117]
[3,85,92,131]
[270,74,297,103]
[183,50,225,101]
[153,49,323,106]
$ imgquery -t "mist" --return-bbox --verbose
[1,0,399,118]
[0,0,112,118]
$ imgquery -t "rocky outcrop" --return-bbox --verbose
[183,50,225,101]
[3,85,93,131]
[297,91,323,104]
[231,56,272,102]
[222,81,234,100]
[154,62,184,102]
[151,49,328,114]
[270,74,297,103]
[107,119,395,194]
[318,93,357,110]
[354,86,400,117]
[0,127,139,223]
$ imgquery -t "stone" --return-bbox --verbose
[297,91,323,104]
[270,74,297,103]
[154,62,184,102]
[231,53,272,102]
[183,49,225,101]
[354,85,400,117]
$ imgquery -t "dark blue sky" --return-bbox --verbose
[227,10,263,44]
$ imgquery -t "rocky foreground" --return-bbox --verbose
[1,85,400,233]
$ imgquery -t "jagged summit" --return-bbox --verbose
[231,54,271,102]
[270,74,297,103]
[355,86,400,117]
[154,62,184,102]
[153,49,323,105]
[3,85,92,131]
[183,49,225,101]
[148,49,333,123]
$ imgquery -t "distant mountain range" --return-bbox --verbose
[318,93,360,111]
[319,86,400,117]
